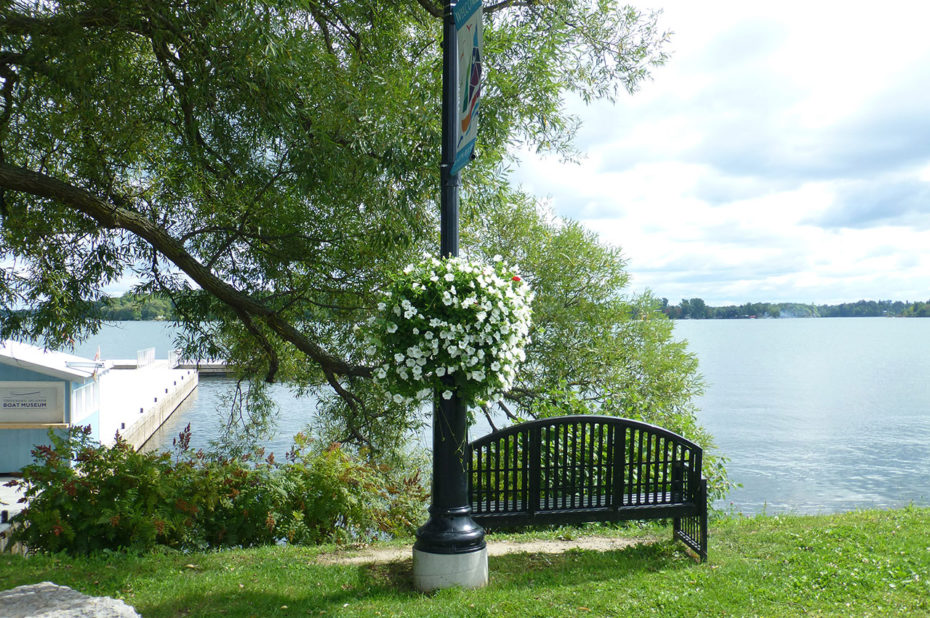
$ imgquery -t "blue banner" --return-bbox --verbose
[451,0,482,175]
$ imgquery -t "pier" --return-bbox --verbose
[98,360,198,450]
[175,360,228,376]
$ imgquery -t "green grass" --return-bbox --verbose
[2,507,929,616]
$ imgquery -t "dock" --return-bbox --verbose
[175,360,228,376]
[98,360,198,449]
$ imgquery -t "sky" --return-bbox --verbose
[512,1,930,305]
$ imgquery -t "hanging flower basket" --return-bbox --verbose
[366,255,533,408]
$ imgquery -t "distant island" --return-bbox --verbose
[661,298,930,319]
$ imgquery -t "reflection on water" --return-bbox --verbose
[140,378,320,457]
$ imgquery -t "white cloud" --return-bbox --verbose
[512,0,930,304]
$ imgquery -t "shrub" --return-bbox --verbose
[281,433,428,544]
[7,427,188,553]
[6,426,427,555]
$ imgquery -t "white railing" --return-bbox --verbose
[136,347,156,368]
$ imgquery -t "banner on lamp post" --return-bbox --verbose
[451,0,482,176]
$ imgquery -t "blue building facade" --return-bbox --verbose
[0,341,106,473]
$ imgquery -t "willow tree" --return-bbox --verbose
[0,1,709,460]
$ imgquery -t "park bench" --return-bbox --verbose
[468,415,708,561]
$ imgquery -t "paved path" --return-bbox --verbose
[316,534,660,565]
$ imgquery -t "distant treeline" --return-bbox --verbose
[97,293,175,321]
[661,298,930,319]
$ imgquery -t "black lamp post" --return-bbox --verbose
[411,0,488,591]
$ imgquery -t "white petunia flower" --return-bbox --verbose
[369,254,531,406]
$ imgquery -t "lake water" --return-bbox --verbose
[71,319,930,515]
[674,318,930,514]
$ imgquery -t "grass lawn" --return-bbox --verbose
[1,507,928,617]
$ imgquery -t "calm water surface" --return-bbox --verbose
[73,319,930,514]
[674,318,930,514]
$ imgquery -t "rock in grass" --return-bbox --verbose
[0,581,140,617]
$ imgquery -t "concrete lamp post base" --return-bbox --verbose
[412,547,489,592]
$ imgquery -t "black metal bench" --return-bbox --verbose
[468,415,708,561]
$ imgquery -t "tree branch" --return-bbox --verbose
[0,9,120,35]
[308,4,336,54]
[322,370,371,447]
[413,0,442,19]
[481,405,498,432]
[0,162,371,379]
[235,310,281,383]
[497,399,523,422]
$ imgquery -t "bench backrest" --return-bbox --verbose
[469,415,703,516]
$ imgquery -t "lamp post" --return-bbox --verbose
[411,0,488,592]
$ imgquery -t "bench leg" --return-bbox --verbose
[673,479,708,562]
[698,478,708,562]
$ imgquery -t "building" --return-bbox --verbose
[0,341,109,473]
